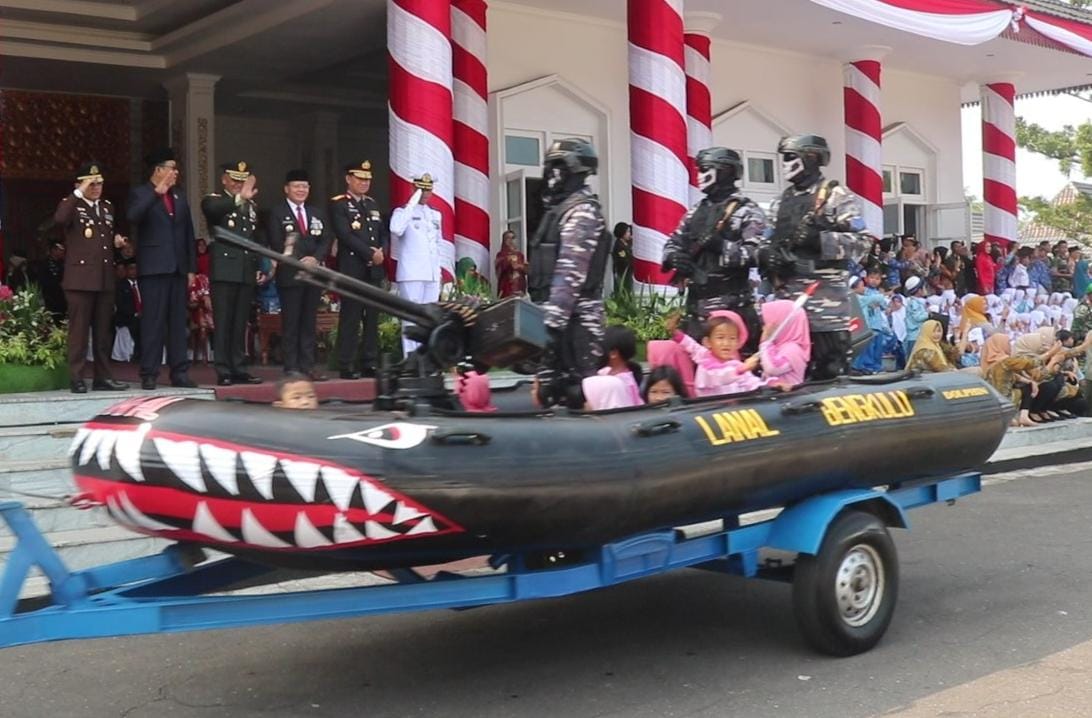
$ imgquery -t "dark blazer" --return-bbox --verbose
[201,192,261,285]
[127,183,196,278]
[265,200,333,288]
[329,193,387,282]
[54,194,116,292]
[115,278,139,327]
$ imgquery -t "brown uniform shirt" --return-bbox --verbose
[54,194,116,293]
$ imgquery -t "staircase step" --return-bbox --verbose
[0,424,82,463]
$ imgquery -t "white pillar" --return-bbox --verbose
[164,72,220,234]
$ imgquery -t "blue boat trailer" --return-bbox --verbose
[0,472,981,656]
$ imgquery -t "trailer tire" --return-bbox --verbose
[792,510,898,656]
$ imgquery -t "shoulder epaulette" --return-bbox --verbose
[330,194,347,201]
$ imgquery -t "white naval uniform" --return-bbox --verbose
[389,200,443,355]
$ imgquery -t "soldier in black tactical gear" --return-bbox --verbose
[662,147,767,356]
[768,134,868,381]
[528,138,610,408]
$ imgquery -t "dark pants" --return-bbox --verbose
[65,289,114,381]
[279,284,321,373]
[139,273,189,381]
[808,331,852,381]
[212,281,254,378]
[337,287,380,373]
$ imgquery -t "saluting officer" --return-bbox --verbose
[266,169,332,380]
[389,173,443,358]
[53,162,129,393]
[201,161,264,386]
[330,160,388,378]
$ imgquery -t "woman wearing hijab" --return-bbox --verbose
[981,333,1039,427]
[906,319,960,373]
[958,295,994,341]
[1010,329,1091,421]
[1074,251,1090,298]
[757,299,811,388]
[494,230,528,298]
[974,240,999,295]
[582,374,641,410]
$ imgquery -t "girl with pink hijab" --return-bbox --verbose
[666,309,763,397]
[758,299,811,388]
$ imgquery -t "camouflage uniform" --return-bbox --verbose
[1072,301,1092,342]
[768,178,869,379]
[663,192,767,354]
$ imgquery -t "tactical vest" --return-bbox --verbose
[772,188,822,259]
[529,192,611,300]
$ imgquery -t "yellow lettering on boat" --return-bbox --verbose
[696,409,780,446]
[821,391,914,427]
[943,387,989,400]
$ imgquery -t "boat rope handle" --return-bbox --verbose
[634,419,682,437]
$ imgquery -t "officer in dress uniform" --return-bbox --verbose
[201,161,265,386]
[767,134,869,380]
[662,147,768,356]
[389,173,443,358]
[330,161,388,378]
[266,169,332,380]
[52,162,128,393]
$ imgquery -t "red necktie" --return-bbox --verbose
[162,192,175,216]
[132,280,142,315]
[296,205,307,235]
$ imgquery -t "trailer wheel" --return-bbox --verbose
[792,510,898,656]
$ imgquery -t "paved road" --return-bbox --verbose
[2,468,1091,718]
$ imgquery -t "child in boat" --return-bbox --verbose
[597,325,643,405]
[274,373,318,410]
[757,299,811,389]
[666,310,762,397]
[642,365,687,404]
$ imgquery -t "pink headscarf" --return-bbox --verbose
[707,309,748,354]
[760,300,811,386]
[647,340,695,396]
[455,371,496,412]
[582,375,640,410]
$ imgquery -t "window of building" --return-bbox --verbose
[504,135,540,167]
[747,155,776,185]
[882,166,894,195]
[899,170,923,198]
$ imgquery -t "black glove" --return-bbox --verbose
[663,252,695,277]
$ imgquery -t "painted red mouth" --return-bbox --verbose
[70,422,463,551]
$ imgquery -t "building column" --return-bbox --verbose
[628,0,688,291]
[842,48,887,236]
[684,12,719,207]
[297,111,340,203]
[981,81,1018,249]
[388,0,455,281]
[451,0,490,279]
[164,73,220,234]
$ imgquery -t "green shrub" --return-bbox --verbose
[0,285,67,369]
[604,285,684,343]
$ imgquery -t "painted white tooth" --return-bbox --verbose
[240,451,276,500]
[392,501,425,525]
[360,482,393,515]
[333,513,367,544]
[320,466,357,511]
[241,508,291,548]
[153,437,205,493]
[105,495,132,527]
[114,425,148,482]
[280,459,321,502]
[193,501,236,543]
[406,516,438,536]
[118,491,177,532]
[68,427,91,458]
[79,429,104,466]
[294,512,332,548]
[364,520,399,540]
[200,444,240,495]
[95,430,118,471]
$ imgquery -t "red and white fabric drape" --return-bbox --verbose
[808,0,1018,44]
[388,0,456,282]
[684,31,713,208]
[981,82,1017,250]
[843,60,883,236]
[1025,10,1092,58]
[628,0,689,291]
[451,0,491,278]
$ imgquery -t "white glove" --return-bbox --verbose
[407,188,423,208]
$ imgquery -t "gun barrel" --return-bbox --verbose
[211,226,435,327]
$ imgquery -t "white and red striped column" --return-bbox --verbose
[843,58,884,236]
[628,0,689,291]
[683,15,716,207]
[981,82,1017,250]
[388,0,456,282]
[451,0,490,279]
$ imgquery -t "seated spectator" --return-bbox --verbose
[582,374,641,410]
[960,328,984,369]
[274,373,318,410]
[757,299,811,389]
[906,319,957,373]
[598,325,643,406]
[455,370,496,413]
[958,295,994,341]
[666,310,762,397]
[641,365,687,404]
[5,251,31,292]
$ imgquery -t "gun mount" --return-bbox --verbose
[212,227,547,408]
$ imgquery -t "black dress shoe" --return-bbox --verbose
[71,380,88,394]
[308,371,328,382]
[217,375,233,386]
[141,377,156,390]
[339,371,362,380]
[231,373,263,385]
[171,376,198,388]
[92,379,129,391]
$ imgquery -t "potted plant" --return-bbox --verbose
[605,285,683,362]
[0,285,69,393]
